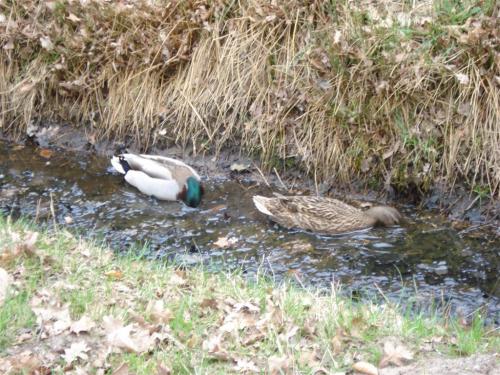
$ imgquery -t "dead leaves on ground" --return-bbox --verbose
[62,340,90,365]
[1,230,39,264]
[351,340,414,374]
[70,315,96,335]
[103,315,156,354]
[199,292,305,372]
[2,290,178,372]
[379,341,413,368]
[0,225,422,374]
[199,296,416,373]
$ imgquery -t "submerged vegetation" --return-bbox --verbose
[0,0,499,197]
[1,216,499,373]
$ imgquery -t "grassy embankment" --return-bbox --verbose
[0,1,499,199]
[1,216,499,373]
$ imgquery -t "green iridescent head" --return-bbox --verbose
[183,177,203,208]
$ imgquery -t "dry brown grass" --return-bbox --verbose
[0,0,499,197]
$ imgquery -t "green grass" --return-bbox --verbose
[0,215,498,372]
[0,291,36,351]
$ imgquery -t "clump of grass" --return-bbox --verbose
[1,215,498,373]
[0,1,499,197]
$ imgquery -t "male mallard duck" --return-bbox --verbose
[253,193,401,235]
[111,153,203,207]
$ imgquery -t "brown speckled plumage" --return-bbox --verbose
[253,193,401,235]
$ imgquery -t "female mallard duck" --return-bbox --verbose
[111,153,203,208]
[253,193,401,235]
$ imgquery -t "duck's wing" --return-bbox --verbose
[124,170,181,201]
[117,154,174,180]
[272,195,362,219]
[139,154,201,185]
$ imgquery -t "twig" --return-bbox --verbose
[458,222,495,235]
[255,165,270,187]
[273,167,287,191]
[49,192,58,231]
[464,195,480,212]
[374,283,391,305]
[35,198,41,223]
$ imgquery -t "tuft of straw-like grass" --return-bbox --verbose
[0,0,499,197]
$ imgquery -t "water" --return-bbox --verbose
[1,140,498,322]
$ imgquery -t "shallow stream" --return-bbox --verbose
[1,140,498,322]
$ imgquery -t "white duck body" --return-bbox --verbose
[110,153,202,204]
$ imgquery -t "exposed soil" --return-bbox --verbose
[379,353,500,375]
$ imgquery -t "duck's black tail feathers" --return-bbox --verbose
[118,156,131,174]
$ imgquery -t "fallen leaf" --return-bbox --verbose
[298,348,320,368]
[31,305,72,335]
[168,272,187,286]
[39,36,54,50]
[219,301,260,333]
[268,355,290,375]
[349,316,365,339]
[105,269,124,280]
[67,13,81,22]
[112,362,132,375]
[200,298,218,311]
[186,334,200,348]
[1,351,43,373]
[70,315,96,335]
[15,231,39,257]
[331,335,342,354]
[213,236,238,249]
[0,268,10,306]
[382,141,400,160]
[62,340,90,364]
[234,358,259,373]
[39,148,53,159]
[280,325,299,342]
[156,362,172,375]
[103,316,154,353]
[352,361,378,375]
[147,299,172,323]
[209,204,227,212]
[202,335,232,361]
[379,341,413,368]
[242,327,266,346]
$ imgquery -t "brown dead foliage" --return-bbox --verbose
[0,1,499,196]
